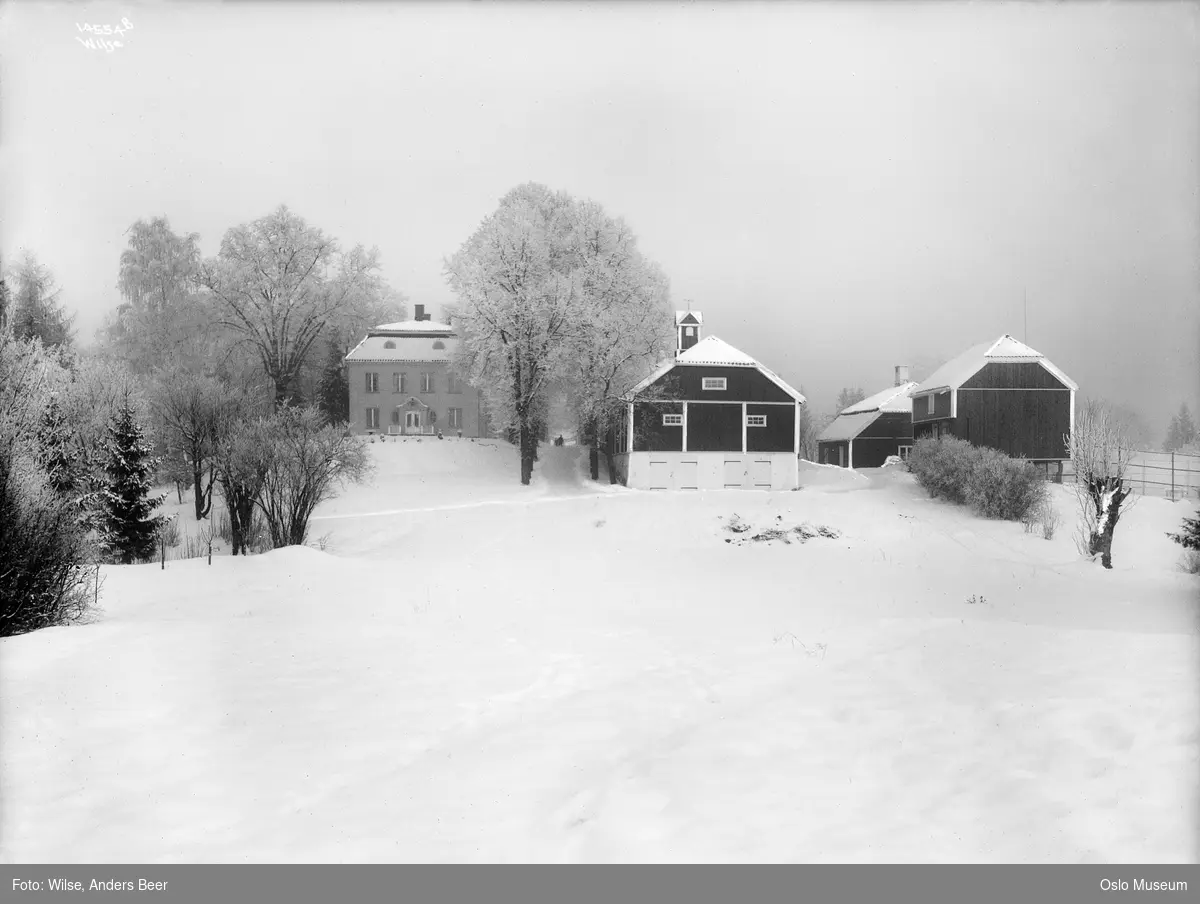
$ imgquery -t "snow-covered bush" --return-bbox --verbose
[0,336,97,636]
[909,436,1048,522]
[0,426,95,637]
[907,437,974,505]
[965,448,1048,522]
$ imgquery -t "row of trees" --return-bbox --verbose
[1,206,403,636]
[445,184,675,484]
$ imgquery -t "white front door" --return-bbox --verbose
[405,411,422,434]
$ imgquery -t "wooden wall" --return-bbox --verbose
[911,390,952,423]
[746,403,796,453]
[645,366,793,403]
[956,389,1071,460]
[960,362,1068,390]
[687,403,744,452]
[632,401,684,452]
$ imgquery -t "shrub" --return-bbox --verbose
[256,405,372,549]
[157,514,181,547]
[909,436,1048,522]
[965,448,1048,521]
[1037,497,1062,540]
[0,437,96,636]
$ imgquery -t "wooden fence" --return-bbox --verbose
[1065,450,1200,502]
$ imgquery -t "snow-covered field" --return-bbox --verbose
[2,440,1197,862]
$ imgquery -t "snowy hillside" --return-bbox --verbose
[2,442,1197,862]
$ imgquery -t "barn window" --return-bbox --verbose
[383,340,396,349]
[898,445,912,461]
[662,414,683,426]
[746,415,767,427]
[702,377,727,391]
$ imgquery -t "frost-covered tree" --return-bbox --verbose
[316,334,350,426]
[100,217,216,375]
[0,273,10,335]
[560,200,674,481]
[1164,403,1198,453]
[835,387,867,413]
[199,205,400,408]
[97,399,166,564]
[7,252,74,349]
[36,394,83,496]
[447,183,660,484]
[1066,399,1137,570]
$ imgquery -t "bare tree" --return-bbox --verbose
[255,405,372,548]
[199,205,393,408]
[152,369,236,520]
[1066,399,1137,569]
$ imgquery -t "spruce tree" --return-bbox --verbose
[1168,509,1200,551]
[36,395,81,496]
[317,336,349,426]
[98,400,165,564]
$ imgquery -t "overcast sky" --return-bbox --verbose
[2,1,1197,434]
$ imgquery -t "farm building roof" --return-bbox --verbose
[840,381,920,415]
[625,335,806,403]
[817,411,883,443]
[908,335,1078,395]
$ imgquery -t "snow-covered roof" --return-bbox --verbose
[344,333,459,364]
[908,334,1078,395]
[373,319,454,333]
[841,382,919,415]
[675,335,756,367]
[818,411,883,443]
[625,335,806,403]
[675,311,703,326]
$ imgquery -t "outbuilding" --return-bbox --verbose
[818,368,918,468]
[606,312,806,490]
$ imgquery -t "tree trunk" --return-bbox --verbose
[192,458,208,521]
[604,448,619,485]
[1087,478,1128,570]
[274,376,291,410]
[519,419,536,486]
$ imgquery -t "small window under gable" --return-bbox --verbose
[685,327,695,337]
[702,377,727,391]
[662,413,683,427]
[432,340,446,350]
[383,340,396,349]
[747,415,767,427]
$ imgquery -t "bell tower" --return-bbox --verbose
[675,310,703,356]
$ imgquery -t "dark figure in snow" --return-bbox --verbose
[437,430,444,440]
[457,430,463,439]
[554,435,564,447]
